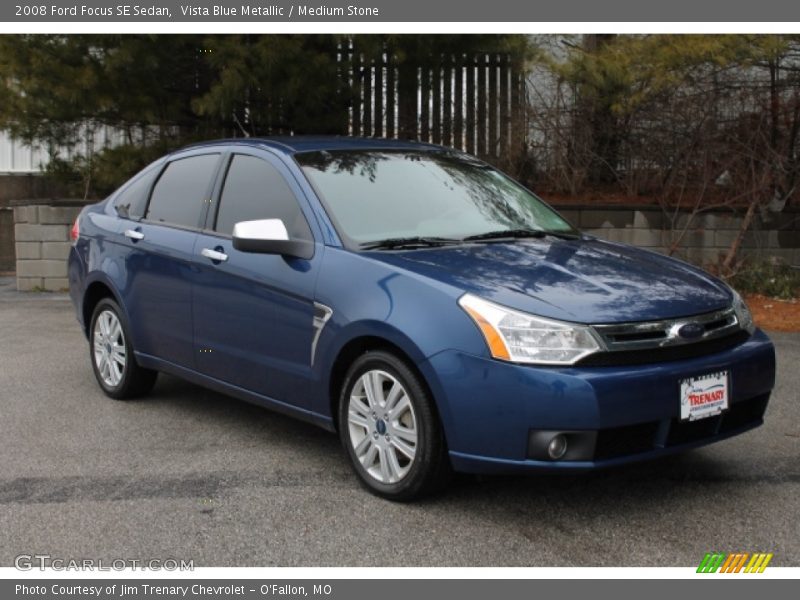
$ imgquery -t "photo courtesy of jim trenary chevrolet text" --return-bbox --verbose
[0,0,798,597]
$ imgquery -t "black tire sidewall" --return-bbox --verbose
[338,350,446,501]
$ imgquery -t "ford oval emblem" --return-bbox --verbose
[677,322,705,339]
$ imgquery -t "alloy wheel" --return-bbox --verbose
[346,369,418,484]
[92,309,127,388]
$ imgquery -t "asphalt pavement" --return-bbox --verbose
[1,277,798,567]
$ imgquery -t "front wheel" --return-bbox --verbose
[338,351,451,501]
[89,298,157,400]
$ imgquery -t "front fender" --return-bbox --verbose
[309,247,488,422]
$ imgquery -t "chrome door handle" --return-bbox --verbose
[124,229,145,241]
[201,248,228,263]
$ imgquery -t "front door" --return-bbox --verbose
[191,152,322,408]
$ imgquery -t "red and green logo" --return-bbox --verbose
[697,552,773,573]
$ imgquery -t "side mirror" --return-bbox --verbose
[232,219,313,260]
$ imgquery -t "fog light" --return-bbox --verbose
[547,434,568,460]
[527,430,597,461]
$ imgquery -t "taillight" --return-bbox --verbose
[70,218,80,242]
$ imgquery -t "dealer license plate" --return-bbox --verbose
[679,371,729,421]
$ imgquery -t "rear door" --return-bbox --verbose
[191,150,322,408]
[120,151,222,368]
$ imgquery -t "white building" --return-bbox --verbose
[0,133,48,173]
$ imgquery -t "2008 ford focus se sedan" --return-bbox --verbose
[68,137,776,500]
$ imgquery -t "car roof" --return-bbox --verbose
[180,136,445,155]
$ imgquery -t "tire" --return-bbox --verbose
[338,350,451,501]
[89,298,157,400]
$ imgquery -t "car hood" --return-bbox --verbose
[366,238,733,323]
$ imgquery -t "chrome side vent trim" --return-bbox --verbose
[311,302,333,366]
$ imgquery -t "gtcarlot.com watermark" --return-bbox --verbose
[15,554,194,571]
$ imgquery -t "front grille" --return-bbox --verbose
[577,330,751,367]
[592,307,740,352]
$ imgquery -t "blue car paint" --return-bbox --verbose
[419,330,774,467]
[191,233,322,408]
[68,137,776,473]
[368,238,734,323]
[188,147,329,408]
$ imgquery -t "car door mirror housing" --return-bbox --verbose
[232,218,313,259]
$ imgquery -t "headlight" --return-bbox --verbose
[731,288,756,334]
[458,294,601,365]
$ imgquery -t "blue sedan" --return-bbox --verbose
[68,137,776,500]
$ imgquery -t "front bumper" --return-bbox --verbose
[420,329,776,474]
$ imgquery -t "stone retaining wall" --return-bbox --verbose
[13,205,82,291]
[555,206,800,266]
[8,203,800,292]
[0,174,69,271]
[0,207,13,272]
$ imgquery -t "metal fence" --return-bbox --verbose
[343,47,527,160]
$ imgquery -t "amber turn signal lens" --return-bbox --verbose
[461,305,511,361]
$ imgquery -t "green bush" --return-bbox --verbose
[727,260,800,300]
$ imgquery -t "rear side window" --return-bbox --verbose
[215,154,312,240]
[146,154,220,228]
[113,169,156,220]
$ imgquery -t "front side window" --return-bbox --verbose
[215,154,312,240]
[296,150,575,246]
[146,154,220,228]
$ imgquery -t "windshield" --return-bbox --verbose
[295,150,576,247]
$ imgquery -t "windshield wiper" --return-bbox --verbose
[462,229,581,242]
[360,230,580,250]
[359,236,463,250]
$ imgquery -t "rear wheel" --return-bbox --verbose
[338,350,451,501]
[89,298,157,399]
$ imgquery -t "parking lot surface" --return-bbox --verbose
[1,278,798,566]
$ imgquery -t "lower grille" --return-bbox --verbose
[719,394,769,433]
[666,415,720,446]
[594,422,660,460]
[591,393,768,460]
